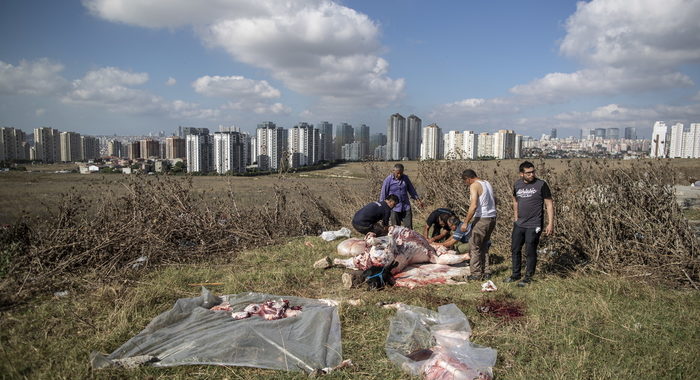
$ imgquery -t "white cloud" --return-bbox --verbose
[430,97,518,120]
[35,108,46,116]
[193,75,280,99]
[63,66,219,119]
[165,77,177,86]
[84,0,405,109]
[222,100,291,115]
[0,58,69,95]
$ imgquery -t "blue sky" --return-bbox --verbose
[1,0,699,138]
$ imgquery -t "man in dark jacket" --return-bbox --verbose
[352,194,399,236]
[423,208,456,242]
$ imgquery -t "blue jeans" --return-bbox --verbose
[511,223,542,279]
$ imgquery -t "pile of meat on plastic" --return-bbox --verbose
[210,299,303,320]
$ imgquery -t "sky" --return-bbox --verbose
[1,0,699,139]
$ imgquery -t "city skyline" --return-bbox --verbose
[1,0,700,138]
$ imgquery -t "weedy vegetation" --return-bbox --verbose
[0,159,698,379]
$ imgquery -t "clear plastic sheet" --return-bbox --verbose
[91,288,342,372]
[385,303,497,379]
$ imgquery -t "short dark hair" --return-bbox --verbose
[461,169,477,179]
[438,213,452,224]
[385,194,399,203]
[447,216,461,226]
[519,161,535,172]
[393,163,404,171]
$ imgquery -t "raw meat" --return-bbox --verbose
[210,299,303,320]
[336,238,367,256]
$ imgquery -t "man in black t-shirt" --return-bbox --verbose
[351,194,399,236]
[504,161,555,287]
[422,208,456,242]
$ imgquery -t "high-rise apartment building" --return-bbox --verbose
[669,123,700,158]
[355,124,370,160]
[624,127,637,140]
[186,133,213,173]
[493,129,516,159]
[607,128,620,140]
[81,136,100,161]
[182,127,210,136]
[165,136,186,159]
[386,113,406,160]
[650,121,668,158]
[128,141,141,160]
[317,121,333,162]
[108,140,124,157]
[256,121,287,171]
[0,127,27,161]
[550,128,557,139]
[406,115,422,160]
[213,131,245,174]
[139,139,160,159]
[288,122,316,168]
[420,123,443,160]
[594,128,606,139]
[60,132,81,162]
[369,133,387,154]
[334,123,354,160]
[477,133,494,158]
[33,127,61,162]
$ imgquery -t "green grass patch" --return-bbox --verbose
[1,236,698,379]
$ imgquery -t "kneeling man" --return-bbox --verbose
[351,194,399,236]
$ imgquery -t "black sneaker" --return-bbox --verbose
[503,276,521,283]
[517,278,532,287]
[466,274,482,281]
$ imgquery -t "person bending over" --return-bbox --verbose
[351,194,399,236]
[423,208,456,242]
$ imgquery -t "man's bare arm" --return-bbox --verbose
[544,198,554,235]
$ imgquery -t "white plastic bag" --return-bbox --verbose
[320,227,352,241]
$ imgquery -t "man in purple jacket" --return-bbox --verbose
[379,163,424,229]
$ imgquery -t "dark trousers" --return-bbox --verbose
[352,222,387,237]
[511,223,542,279]
[389,209,413,230]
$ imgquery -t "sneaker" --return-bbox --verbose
[503,276,521,283]
[466,274,482,281]
[517,278,532,287]
[313,256,333,269]
[342,273,353,289]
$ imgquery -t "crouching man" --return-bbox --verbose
[351,194,399,236]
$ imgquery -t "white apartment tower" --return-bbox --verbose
[288,122,316,168]
[34,127,61,162]
[186,133,213,173]
[256,122,287,171]
[420,123,443,160]
[406,115,422,160]
[493,129,517,159]
[477,133,494,158]
[213,131,245,174]
[60,131,81,162]
[386,113,406,160]
[0,127,27,161]
[650,121,669,158]
[669,123,700,158]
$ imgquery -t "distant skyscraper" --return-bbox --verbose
[0,127,27,161]
[386,113,406,160]
[669,123,700,158]
[34,127,61,162]
[108,140,124,157]
[165,136,186,159]
[550,128,557,139]
[256,121,287,171]
[140,139,160,159]
[186,134,213,173]
[81,136,100,161]
[128,141,141,160]
[607,128,620,140]
[182,127,210,136]
[624,127,637,140]
[514,135,523,159]
[477,132,494,158]
[355,124,370,159]
[288,122,316,168]
[60,132,81,162]
[493,130,516,159]
[594,128,606,139]
[334,123,354,160]
[369,133,386,154]
[213,131,245,174]
[420,123,443,160]
[580,128,593,140]
[317,121,334,161]
[406,115,422,160]
[650,121,668,158]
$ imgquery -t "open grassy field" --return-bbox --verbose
[1,158,699,379]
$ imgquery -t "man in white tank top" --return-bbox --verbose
[461,169,497,280]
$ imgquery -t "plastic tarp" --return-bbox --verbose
[91,288,343,372]
[385,303,497,379]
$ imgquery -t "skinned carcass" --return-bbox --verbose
[332,226,469,274]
